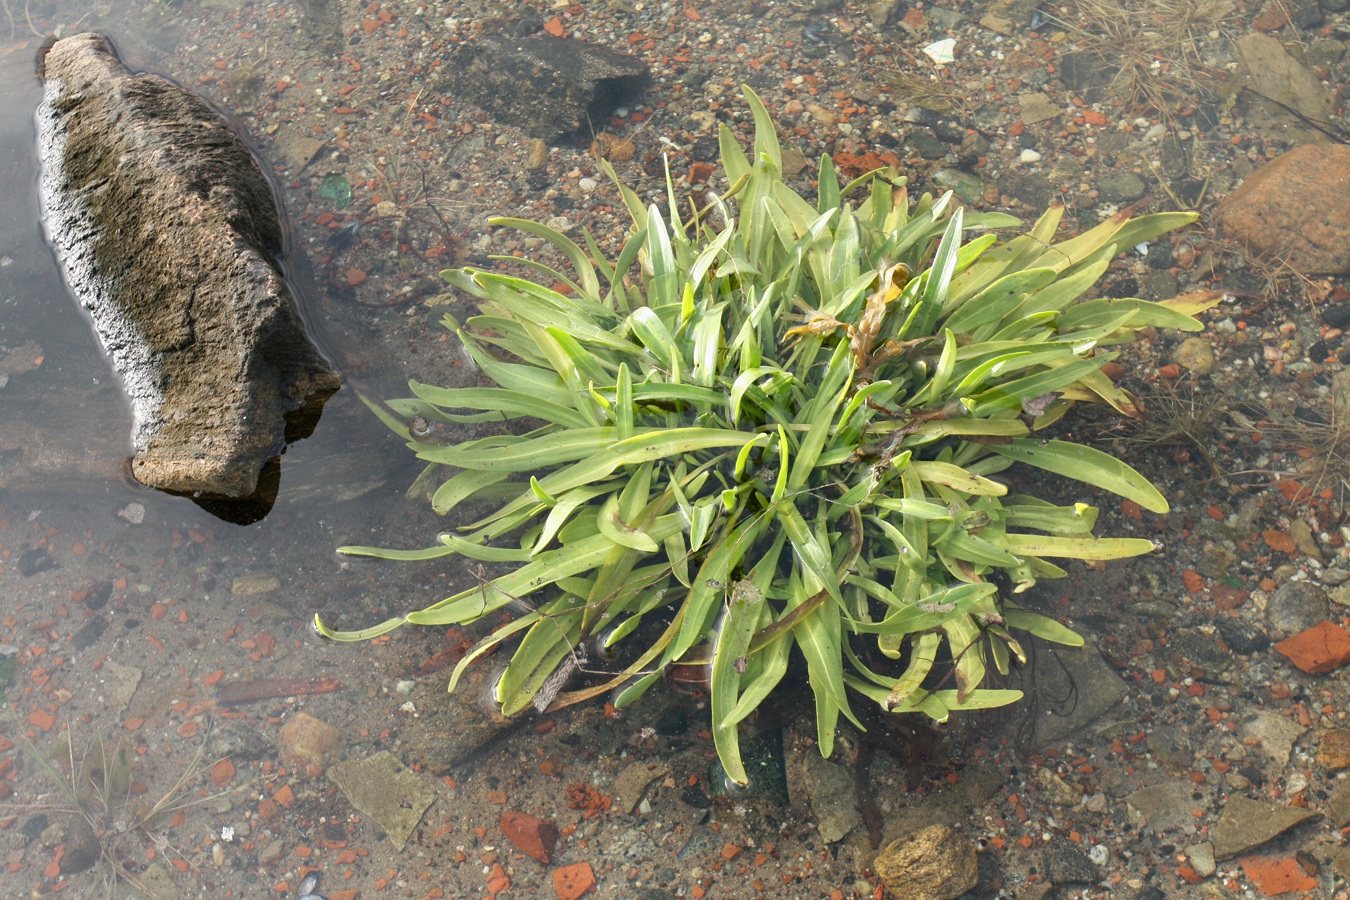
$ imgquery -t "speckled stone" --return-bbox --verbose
[1097,172,1147,203]
[1172,336,1215,374]
[1267,580,1330,638]
[874,825,978,900]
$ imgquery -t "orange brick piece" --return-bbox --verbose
[553,861,596,900]
[1274,621,1350,674]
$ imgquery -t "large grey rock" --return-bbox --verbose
[36,34,340,501]
[443,34,648,140]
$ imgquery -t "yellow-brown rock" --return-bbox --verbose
[874,824,978,900]
[278,712,343,778]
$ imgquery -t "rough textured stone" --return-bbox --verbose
[443,34,648,140]
[874,824,978,900]
[1042,840,1099,884]
[1316,728,1350,771]
[1173,336,1215,374]
[1214,144,1350,275]
[36,34,340,503]
[1328,779,1350,827]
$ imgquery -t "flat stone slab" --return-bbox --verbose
[1211,796,1319,860]
[327,750,435,850]
[36,34,340,501]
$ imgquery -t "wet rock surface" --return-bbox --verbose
[1211,797,1320,859]
[1214,143,1350,275]
[873,824,978,900]
[442,34,648,141]
[36,33,340,504]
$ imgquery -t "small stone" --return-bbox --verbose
[278,711,343,778]
[116,502,145,525]
[1274,621,1350,674]
[1042,840,1099,884]
[1241,710,1306,765]
[231,573,281,596]
[781,147,809,176]
[1124,782,1195,833]
[1019,148,1042,163]
[499,810,558,863]
[1217,618,1270,654]
[1096,171,1147,203]
[327,751,436,850]
[590,131,635,162]
[1267,581,1330,638]
[525,139,549,172]
[1185,842,1217,877]
[1036,767,1080,808]
[395,680,416,695]
[805,104,837,127]
[1018,92,1061,125]
[1172,337,1215,374]
[578,177,598,192]
[873,825,978,900]
[1327,779,1350,827]
[16,547,53,577]
[865,0,902,28]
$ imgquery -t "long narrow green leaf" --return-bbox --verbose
[991,440,1168,513]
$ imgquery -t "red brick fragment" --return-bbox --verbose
[1274,621,1350,674]
[500,809,558,864]
[553,861,596,900]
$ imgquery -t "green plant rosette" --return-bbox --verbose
[316,87,1218,784]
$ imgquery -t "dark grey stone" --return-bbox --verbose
[1097,172,1148,204]
[1042,840,1099,884]
[1217,618,1270,654]
[443,34,649,140]
[999,171,1055,209]
[907,127,949,159]
[1166,633,1233,674]
[1323,303,1350,330]
[36,34,340,505]
[1267,580,1331,638]
[1056,51,1116,101]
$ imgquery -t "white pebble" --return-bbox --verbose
[1019,149,1042,163]
[1089,844,1110,866]
[395,679,416,695]
[117,502,146,525]
[578,177,598,192]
